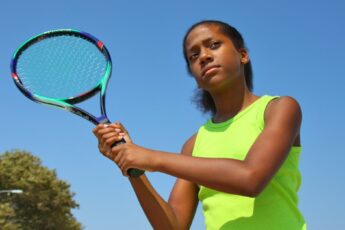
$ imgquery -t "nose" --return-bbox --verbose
[199,49,213,66]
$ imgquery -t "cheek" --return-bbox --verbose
[188,63,199,77]
[222,51,242,72]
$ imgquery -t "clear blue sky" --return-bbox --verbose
[1,0,344,229]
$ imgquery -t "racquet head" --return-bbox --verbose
[10,29,144,177]
[10,29,111,125]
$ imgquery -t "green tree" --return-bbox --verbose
[0,150,82,230]
[0,202,20,230]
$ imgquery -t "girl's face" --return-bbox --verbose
[185,24,248,92]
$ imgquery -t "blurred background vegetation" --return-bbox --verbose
[0,150,82,230]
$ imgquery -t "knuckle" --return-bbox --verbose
[105,139,113,145]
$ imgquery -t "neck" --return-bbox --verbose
[209,78,258,123]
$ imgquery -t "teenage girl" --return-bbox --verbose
[93,20,306,230]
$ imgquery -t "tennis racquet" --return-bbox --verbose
[10,29,144,177]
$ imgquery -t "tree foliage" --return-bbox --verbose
[0,150,82,229]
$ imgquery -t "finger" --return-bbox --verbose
[104,123,121,132]
[94,126,112,139]
[113,122,132,143]
[96,123,109,130]
[100,128,121,144]
[105,136,124,146]
[116,122,129,134]
[110,122,124,128]
[102,125,126,137]
[109,127,127,142]
[93,124,105,136]
[93,124,104,131]
[110,122,128,134]
[98,127,115,136]
[103,131,120,140]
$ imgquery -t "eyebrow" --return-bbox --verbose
[187,37,214,53]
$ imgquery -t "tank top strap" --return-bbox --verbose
[256,95,280,131]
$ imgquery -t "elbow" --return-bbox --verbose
[244,187,262,198]
[240,186,261,198]
[241,171,267,198]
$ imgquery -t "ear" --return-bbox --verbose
[239,48,249,64]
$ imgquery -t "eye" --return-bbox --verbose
[210,41,221,49]
[189,52,199,61]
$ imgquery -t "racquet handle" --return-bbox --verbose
[112,139,145,178]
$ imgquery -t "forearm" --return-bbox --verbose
[129,175,181,230]
[155,151,257,196]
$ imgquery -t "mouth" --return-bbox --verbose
[201,65,220,78]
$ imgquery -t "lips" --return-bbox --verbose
[201,65,220,77]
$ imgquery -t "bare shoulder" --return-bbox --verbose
[265,96,302,123]
[264,96,302,146]
[181,133,197,156]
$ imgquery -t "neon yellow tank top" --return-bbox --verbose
[192,95,306,230]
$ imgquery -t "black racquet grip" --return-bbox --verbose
[112,139,145,178]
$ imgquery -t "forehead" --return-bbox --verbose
[185,24,226,50]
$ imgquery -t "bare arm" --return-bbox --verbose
[127,136,199,230]
[154,97,301,196]
[110,96,302,197]
[128,175,179,230]
[93,126,199,230]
